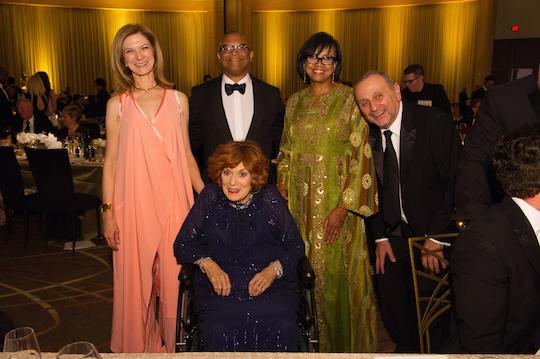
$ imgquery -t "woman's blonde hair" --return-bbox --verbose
[110,24,172,94]
[26,74,46,96]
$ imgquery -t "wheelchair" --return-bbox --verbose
[175,256,319,352]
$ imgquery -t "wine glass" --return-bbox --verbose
[3,327,41,359]
[56,341,101,359]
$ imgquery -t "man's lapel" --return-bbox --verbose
[504,197,540,279]
[399,102,416,185]
[212,75,233,142]
[368,124,383,184]
[246,77,262,140]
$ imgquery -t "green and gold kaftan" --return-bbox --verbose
[277,84,378,352]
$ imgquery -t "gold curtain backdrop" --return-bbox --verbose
[251,0,479,101]
[0,3,208,95]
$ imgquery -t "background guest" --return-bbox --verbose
[174,140,305,352]
[25,74,48,120]
[455,64,540,223]
[36,71,58,126]
[471,74,495,102]
[93,77,110,117]
[401,64,452,115]
[277,32,378,352]
[57,104,89,142]
[12,96,54,136]
[102,23,203,353]
[446,123,540,354]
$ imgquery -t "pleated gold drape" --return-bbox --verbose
[0,4,208,95]
[251,1,479,101]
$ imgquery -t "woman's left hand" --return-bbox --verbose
[323,207,347,245]
[248,265,277,297]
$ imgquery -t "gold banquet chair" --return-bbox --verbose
[408,233,457,353]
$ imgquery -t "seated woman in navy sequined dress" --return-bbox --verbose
[174,140,305,352]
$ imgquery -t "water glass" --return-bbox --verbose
[3,327,41,359]
[56,341,101,359]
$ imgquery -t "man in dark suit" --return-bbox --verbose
[0,66,11,128]
[401,64,452,115]
[455,66,540,223]
[354,71,460,352]
[189,32,284,182]
[470,74,495,102]
[446,123,540,354]
[11,97,54,136]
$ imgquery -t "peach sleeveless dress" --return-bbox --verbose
[110,89,194,352]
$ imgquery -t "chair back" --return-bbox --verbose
[408,233,457,353]
[0,146,27,209]
[25,147,75,206]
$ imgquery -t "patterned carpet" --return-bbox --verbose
[0,217,394,353]
[0,219,113,353]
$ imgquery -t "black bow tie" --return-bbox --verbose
[225,83,246,96]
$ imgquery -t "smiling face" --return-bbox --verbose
[354,74,402,129]
[220,162,253,204]
[122,32,155,77]
[305,46,337,85]
[218,33,253,82]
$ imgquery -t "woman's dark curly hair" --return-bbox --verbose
[207,140,269,192]
[492,123,540,199]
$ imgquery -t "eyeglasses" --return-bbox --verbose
[403,76,420,85]
[306,55,336,65]
[219,43,250,52]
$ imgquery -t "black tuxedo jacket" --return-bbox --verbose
[0,86,11,128]
[11,112,54,136]
[445,196,540,353]
[367,101,460,239]
[456,74,540,221]
[189,75,284,178]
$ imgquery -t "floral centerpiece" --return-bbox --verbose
[16,132,63,149]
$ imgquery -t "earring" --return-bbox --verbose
[332,72,335,84]
[303,71,307,84]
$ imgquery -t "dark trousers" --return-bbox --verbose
[374,231,451,353]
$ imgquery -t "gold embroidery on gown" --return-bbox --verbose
[277,84,378,352]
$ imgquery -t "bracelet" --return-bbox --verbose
[100,202,112,213]
[270,260,283,279]
[196,257,211,273]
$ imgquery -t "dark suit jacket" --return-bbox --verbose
[445,196,540,353]
[456,74,540,221]
[189,75,284,179]
[367,101,460,239]
[401,82,452,115]
[0,86,11,128]
[11,112,55,136]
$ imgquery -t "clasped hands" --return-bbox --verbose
[198,259,278,297]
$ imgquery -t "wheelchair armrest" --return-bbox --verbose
[179,262,197,288]
[297,256,315,290]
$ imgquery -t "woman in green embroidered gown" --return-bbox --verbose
[277,32,378,352]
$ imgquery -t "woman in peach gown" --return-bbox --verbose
[102,24,204,353]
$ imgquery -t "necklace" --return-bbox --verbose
[229,193,254,210]
[133,83,158,93]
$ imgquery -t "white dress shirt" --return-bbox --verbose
[221,74,254,141]
[512,197,540,247]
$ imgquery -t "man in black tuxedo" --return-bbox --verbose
[0,66,11,128]
[401,64,452,115]
[455,66,540,223]
[354,71,460,352]
[11,97,54,136]
[470,74,495,102]
[189,32,284,182]
[446,123,540,354]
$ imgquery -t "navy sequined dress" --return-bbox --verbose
[174,184,306,352]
